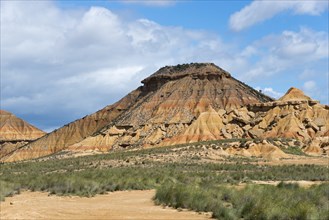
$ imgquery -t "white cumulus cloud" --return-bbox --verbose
[121,0,175,7]
[255,87,283,99]
[239,28,328,81]
[229,0,328,31]
[0,1,229,130]
[1,1,328,131]
[303,80,317,91]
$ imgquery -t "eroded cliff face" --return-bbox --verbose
[67,63,273,152]
[7,64,327,162]
[2,63,273,162]
[0,110,46,158]
[164,87,328,152]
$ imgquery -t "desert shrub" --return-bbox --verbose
[155,182,329,220]
[277,181,299,189]
[0,180,21,201]
[1,159,328,200]
[1,145,328,220]
[280,146,306,156]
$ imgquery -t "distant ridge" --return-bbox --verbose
[0,110,46,158]
[0,110,45,141]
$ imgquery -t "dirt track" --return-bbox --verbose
[0,190,211,220]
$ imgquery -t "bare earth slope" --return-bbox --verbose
[2,63,272,162]
[0,110,46,158]
[1,89,142,162]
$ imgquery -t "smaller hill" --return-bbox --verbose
[0,110,45,141]
[0,110,46,158]
[278,87,312,102]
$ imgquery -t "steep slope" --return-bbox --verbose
[164,106,224,145]
[0,110,46,158]
[0,110,45,141]
[1,89,142,162]
[68,63,272,152]
[2,63,272,162]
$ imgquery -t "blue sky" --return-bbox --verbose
[1,0,328,132]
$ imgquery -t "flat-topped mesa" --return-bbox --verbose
[141,63,231,91]
[2,63,275,162]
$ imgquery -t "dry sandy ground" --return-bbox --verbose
[256,156,329,166]
[0,190,211,220]
[249,180,327,187]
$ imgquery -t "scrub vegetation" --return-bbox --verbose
[1,141,328,219]
[155,182,329,220]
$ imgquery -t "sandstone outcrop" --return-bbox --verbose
[303,137,329,156]
[163,87,328,146]
[0,110,45,141]
[225,140,288,160]
[1,90,142,162]
[2,63,273,162]
[0,110,46,158]
[3,64,328,163]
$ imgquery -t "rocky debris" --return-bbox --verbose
[160,87,328,147]
[163,106,224,145]
[0,110,46,158]
[303,137,329,156]
[225,140,288,160]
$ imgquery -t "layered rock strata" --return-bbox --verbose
[0,110,46,158]
[2,63,273,162]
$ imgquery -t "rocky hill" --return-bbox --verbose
[1,63,274,162]
[2,63,328,162]
[0,110,46,158]
[165,87,328,155]
[170,88,327,141]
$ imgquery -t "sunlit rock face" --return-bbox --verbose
[8,63,328,162]
[0,110,46,158]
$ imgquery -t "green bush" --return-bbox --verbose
[0,180,21,201]
[154,182,329,220]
